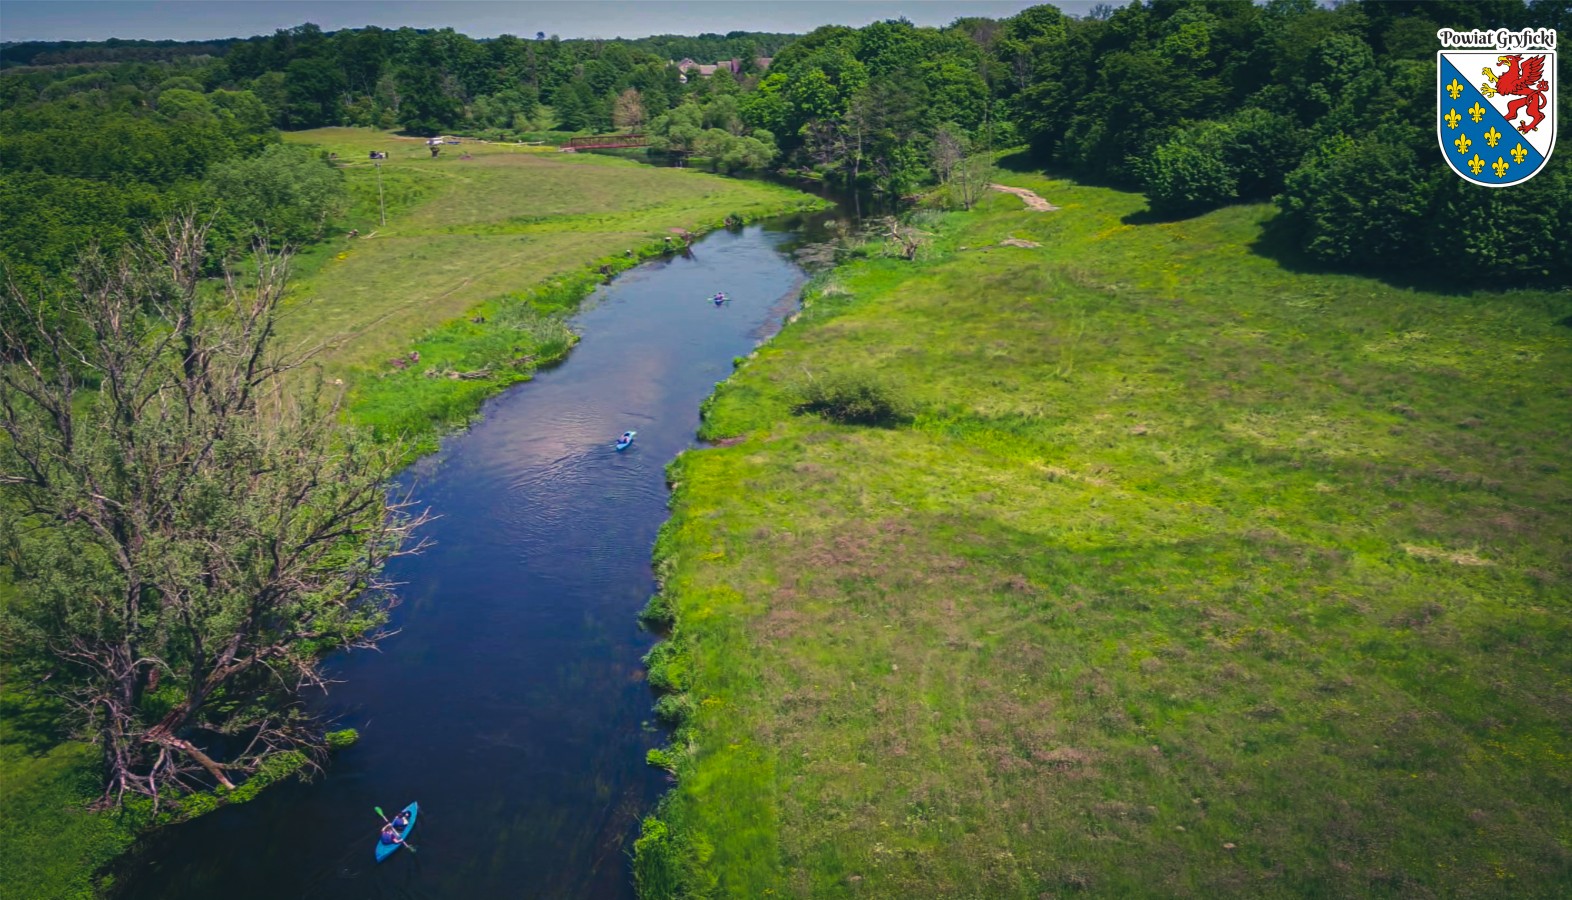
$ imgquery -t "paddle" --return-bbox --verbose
[374,806,417,853]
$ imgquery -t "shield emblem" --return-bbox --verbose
[1438,49,1556,187]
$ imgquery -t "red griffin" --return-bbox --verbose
[1480,54,1550,133]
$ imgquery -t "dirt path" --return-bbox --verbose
[988,183,1059,211]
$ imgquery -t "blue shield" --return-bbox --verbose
[1437,49,1557,187]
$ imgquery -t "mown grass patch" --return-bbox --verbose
[638,177,1572,897]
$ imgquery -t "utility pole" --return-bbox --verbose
[375,160,386,227]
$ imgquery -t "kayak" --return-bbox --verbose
[375,801,418,862]
[616,430,636,451]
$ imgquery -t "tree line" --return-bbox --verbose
[9,4,1567,281]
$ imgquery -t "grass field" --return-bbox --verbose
[635,175,1572,897]
[279,128,820,375]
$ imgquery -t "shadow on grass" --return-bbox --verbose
[1247,213,1486,298]
[0,682,72,756]
[1120,206,1199,225]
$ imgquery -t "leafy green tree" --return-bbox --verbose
[1140,128,1239,217]
[1276,130,1431,269]
[282,56,346,128]
[394,63,460,135]
[204,143,347,247]
[0,217,425,807]
[648,103,705,163]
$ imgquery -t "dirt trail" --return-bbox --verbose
[988,183,1059,211]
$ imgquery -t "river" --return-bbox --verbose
[115,215,821,899]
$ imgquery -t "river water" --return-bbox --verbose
[116,217,818,899]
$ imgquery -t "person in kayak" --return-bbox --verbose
[380,809,411,845]
[713,292,726,304]
[621,431,634,443]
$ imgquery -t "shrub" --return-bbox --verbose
[1275,129,1431,269]
[792,370,911,426]
[653,693,694,725]
[325,728,359,750]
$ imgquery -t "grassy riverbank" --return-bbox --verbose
[277,128,822,450]
[636,174,1572,897]
[0,127,821,899]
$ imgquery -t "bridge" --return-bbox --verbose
[562,133,648,152]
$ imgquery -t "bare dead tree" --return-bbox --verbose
[931,125,967,188]
[870,216,931,261]
[0,214,428,809]
[613,87,646,132]
[951,153,998,211]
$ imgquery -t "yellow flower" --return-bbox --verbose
[1467,154,1486,175]
[1454,134,1472,154]
[1468,102,1487,123]
[1444,109,1462,129]
[1510,143,1529,164]
[1446,79,1464,100]
[1483,126,1502,147]
[1492,157,1509,178]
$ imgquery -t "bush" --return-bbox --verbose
[792,370,911,426]
[325,728,359,750]
[1139,131,1237,217]
[1140,109,1306,217]
[632,814,719,900]
[1275,130,1431,269]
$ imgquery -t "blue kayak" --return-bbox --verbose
[616,430,636,451]
[375,801,418,862]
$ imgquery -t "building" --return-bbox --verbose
[672,57,773,81]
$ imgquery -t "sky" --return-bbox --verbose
[0,1,1111,44]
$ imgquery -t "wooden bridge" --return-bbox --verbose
[562,133,648,152]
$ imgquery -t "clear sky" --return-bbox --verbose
[0,1,1109,44]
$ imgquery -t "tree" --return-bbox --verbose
[0,217,426,808]
[394,64,461,135]
[612,87,645,131]
[204,144,348,248]
[931,123,967,186]
[951,152,995,211]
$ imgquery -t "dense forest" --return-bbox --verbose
[2,1,1570,308]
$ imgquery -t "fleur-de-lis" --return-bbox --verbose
[1446,78,1465,99]
[1454,134,1472,154]
[1483,126,1502,147]
[1510,142,1529,164]
[1468,102,1487,122]
[1444,109,1463,129]
[1468,154,1486,175]
[1492,157,1509,177]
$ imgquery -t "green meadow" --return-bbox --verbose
[637,174,1572,898]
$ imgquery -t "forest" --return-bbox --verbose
[4,0,1571,295]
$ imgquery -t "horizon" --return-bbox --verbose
[0,1,1112,45]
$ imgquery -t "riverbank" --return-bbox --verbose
[635,173,1572,896]
[276,128,823,453]
[0,127,823,899]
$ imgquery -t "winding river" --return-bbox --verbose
[116,215,819,899]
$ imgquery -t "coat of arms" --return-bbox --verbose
[1437,28,1557,187]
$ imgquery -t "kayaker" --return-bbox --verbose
[392,809,411,831]
[380,823,402,845]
